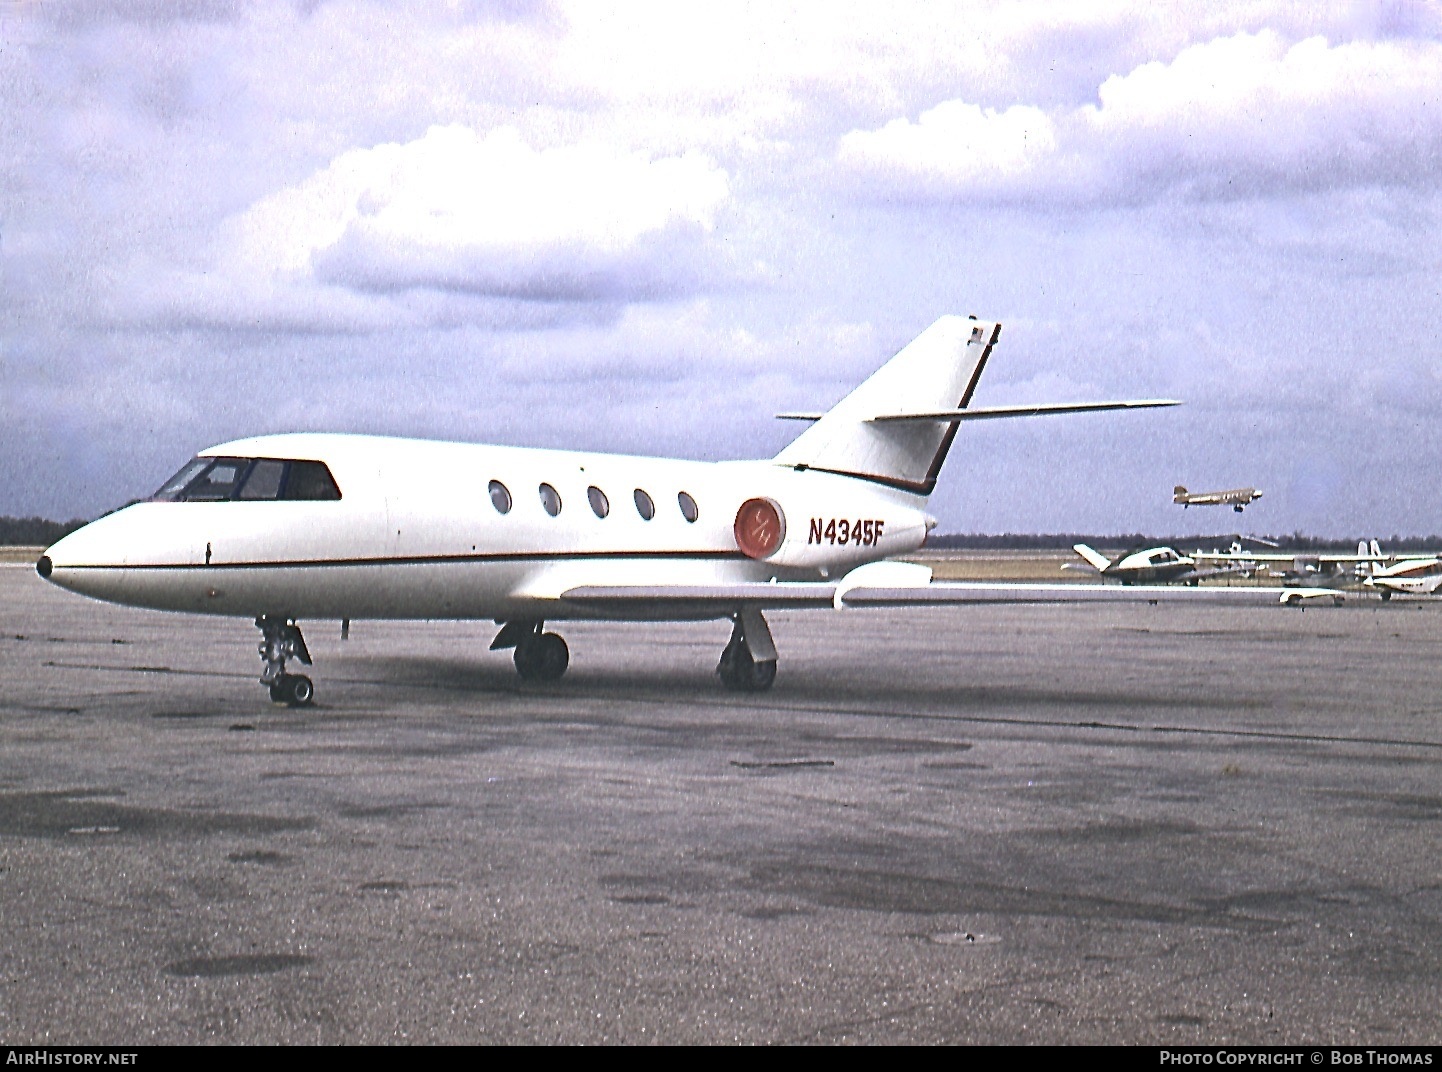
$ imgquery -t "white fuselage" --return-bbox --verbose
[41,433,934,622]
[1095,546,1200,585]
[1365,557,1442,596]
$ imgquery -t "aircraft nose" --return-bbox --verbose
[36,555,52,579]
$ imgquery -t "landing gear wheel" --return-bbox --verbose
[269,673,314,707]
[256,616,315,707]
[515,632,569,682]
[717,635,777,692]
[285,674,315,707]
[1380,590,1393,602]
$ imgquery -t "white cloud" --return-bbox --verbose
[838,30,1442,204]
[112,124,732,329]
[837,101,1057,196]
[236,124,727,273]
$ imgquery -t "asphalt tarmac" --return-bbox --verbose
[2,563,1441,1045]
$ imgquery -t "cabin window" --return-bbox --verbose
[237,459,287,500]
[489,480,512,514]
[677,491,699,523]
[539,483,562,517]
[633,488,655,521]
[587,486,610,518]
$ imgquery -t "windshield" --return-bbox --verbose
[151,457,342,502]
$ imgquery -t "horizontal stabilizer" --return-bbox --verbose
[777,400,1180,424]
[1071,543,1113,572]
[868,400,1179,423]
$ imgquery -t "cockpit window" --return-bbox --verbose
[172,457,248,501]
[237,459,286,500]
[283,460,342,501]
[153,459,213,500]
[152,456,342,502]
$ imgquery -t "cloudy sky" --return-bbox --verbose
[3,0,1441,536]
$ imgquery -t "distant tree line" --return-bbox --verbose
[925,532,1442,553]
[0,517,88,545]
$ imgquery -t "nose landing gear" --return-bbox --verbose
[257,615,314,707]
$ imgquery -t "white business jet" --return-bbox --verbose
[37,316,1275,706]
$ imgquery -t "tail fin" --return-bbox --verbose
[1072,544,1113,572]
[773,316,1000,495]
[1355,539,1384,579]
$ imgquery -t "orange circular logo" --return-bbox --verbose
[734,498,784,559]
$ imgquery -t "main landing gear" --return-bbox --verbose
[257,615,314,707]
[717,607,778,692]
[491,621,570,682]
[488,612,779,691]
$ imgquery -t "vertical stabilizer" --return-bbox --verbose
[773,316,1001,495]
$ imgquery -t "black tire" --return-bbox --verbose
[746,659,777,691]
[1380,590,1392,602]
[516,633,568,681]
[717,636,777,692]
[285,674,315,707]
[269,679,287,703]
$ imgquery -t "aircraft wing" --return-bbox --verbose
[1193,551,1385,564]
[562,579,1289,612]
[834,581,1287,607]
[560,583,839,611]
[1179,564,1256,582]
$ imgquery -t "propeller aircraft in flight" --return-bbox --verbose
[1173,485,1263,513]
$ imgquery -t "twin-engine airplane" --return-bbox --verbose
[1364,553,1442,600]
[1173,485,1263,512]
[37,316,1285,706]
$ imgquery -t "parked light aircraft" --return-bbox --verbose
[1363,552,1442,600]
[1173,486,1263,512]
[38,316,1287,706]
[1194,540,1389,605]
[1066,543,1244,586]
